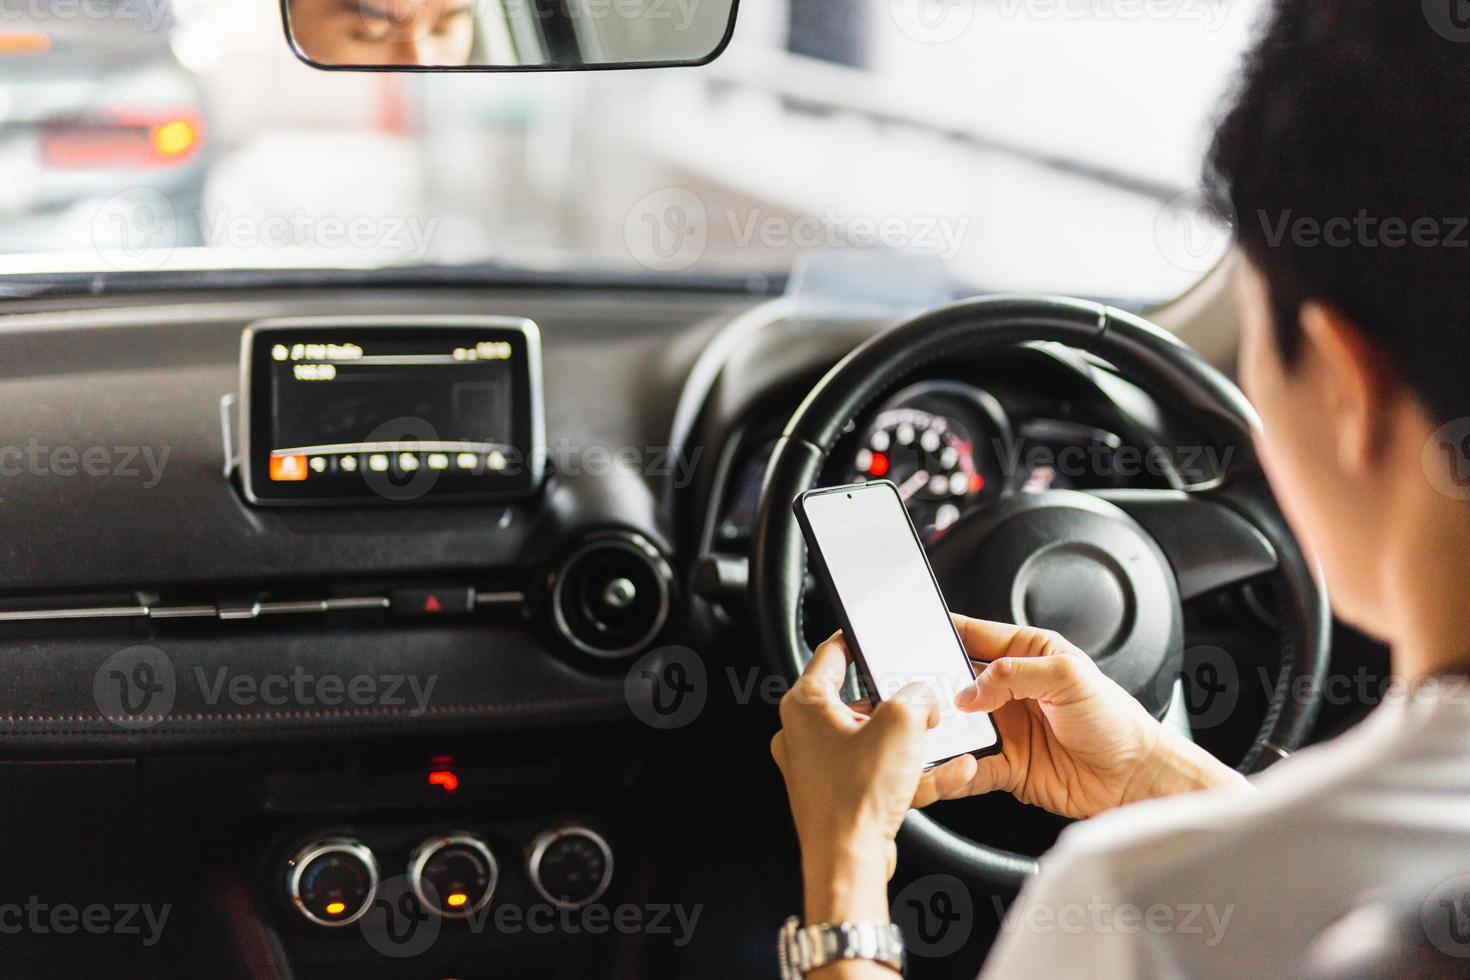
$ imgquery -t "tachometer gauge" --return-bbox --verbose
[854,407,983,534]
[848,381,1012,536]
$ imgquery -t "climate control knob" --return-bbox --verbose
[526,825,613,909]
[408,832,499,918]
[286,837,379,927]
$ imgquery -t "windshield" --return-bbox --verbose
[0,0,1261,303]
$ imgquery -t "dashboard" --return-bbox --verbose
[0,288,1207,765]
[0,280,1379,979]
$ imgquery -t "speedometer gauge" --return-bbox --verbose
[848,381,1012,536]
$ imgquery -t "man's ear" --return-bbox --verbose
[1297,301,1396,475]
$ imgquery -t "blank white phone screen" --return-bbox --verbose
[803,483,998,766]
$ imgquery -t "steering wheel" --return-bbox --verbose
[752,295,1330,886]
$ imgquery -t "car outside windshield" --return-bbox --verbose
[0,0,1262,304]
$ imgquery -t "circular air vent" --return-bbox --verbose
[549,531,673,659]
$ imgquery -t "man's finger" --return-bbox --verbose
[781,635,856,727]
[792,634,851,704]
[951,614,1023,657]
[914,753,978,807]
[817,629,853,662]
[964,752,1013,798]
[868,682,940,740]
[952,616,1078,664]
[954,654,1091,713]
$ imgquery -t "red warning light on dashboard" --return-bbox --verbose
[422,594,443,613]
[428,769,459,794]
[269,453,309,481]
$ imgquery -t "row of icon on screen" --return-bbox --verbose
[269,450,509,482]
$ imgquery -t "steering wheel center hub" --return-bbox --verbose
[1016,543,1129,655]
[928,489,1182,716]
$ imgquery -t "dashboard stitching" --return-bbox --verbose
[0,696,620,729]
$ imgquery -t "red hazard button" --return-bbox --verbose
[389,587,475,618]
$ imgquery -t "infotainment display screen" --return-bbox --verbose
[239,316,544,505]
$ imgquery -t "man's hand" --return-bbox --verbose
[769,633,978,924]
[951,616,1249,818]
[769,618,1248,926]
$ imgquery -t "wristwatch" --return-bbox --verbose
[778,916,905,978]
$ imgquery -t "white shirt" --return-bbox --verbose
[979,679,1470,979]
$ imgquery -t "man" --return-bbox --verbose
[771,2,1470,976]
[289,0,475,67]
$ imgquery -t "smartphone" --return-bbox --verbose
[794,480,1002,768]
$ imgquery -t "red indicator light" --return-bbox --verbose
[428,769,459,793]
[970,473,985,493]
[868,453,890,477]
[422,594,443,613]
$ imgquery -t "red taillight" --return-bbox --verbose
[41,110,203,169]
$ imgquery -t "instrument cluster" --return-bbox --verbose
[841,379,1140,538]
[711,375,1142,550]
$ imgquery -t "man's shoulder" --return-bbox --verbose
[1019,704,1470,978]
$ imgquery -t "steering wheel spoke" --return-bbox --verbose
[1090,487,1279,601]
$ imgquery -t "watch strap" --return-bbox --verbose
[778,916,905,978]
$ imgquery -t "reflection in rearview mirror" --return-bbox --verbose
[281,0,738,70]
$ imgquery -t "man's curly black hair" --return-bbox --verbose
[1206,1,1470,424]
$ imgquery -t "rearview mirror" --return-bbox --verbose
[280,0,738,70]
